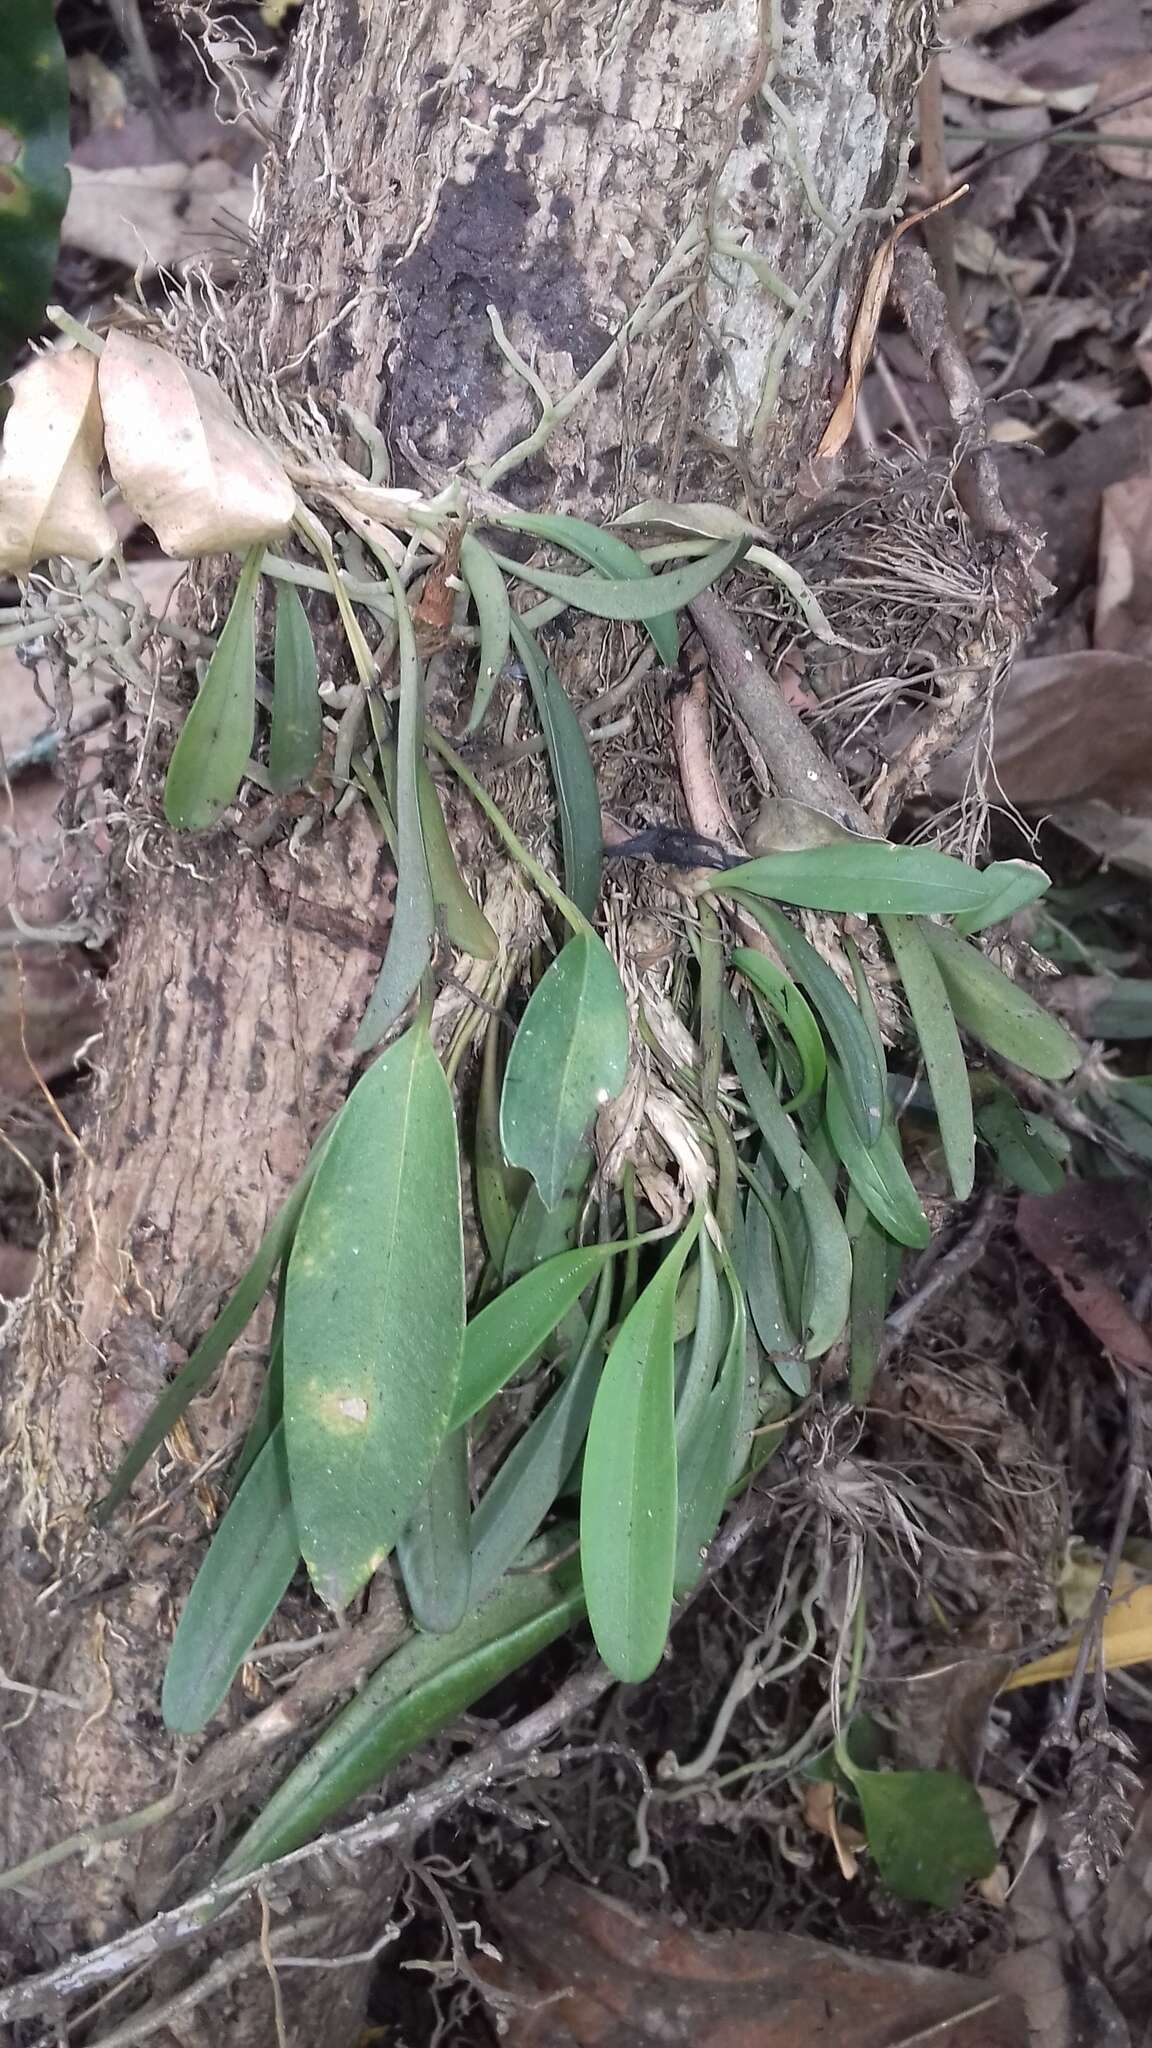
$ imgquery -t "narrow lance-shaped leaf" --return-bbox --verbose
[675,1250,747,1594]
[230,1273,286,1492]
[97,1120,335,1520]
[716,843,1044,919]
[460,534,511,733]
[974,1080,1066,1194]
[268,581,321,793]
[396,1431,472,1635]
[509,619,603,922]
[731,946,826,1110]
[580,1213,700,1682]
[721,991,805,1188]
[732,897,885,1146]
[502,1147,593,1279]
[370,741,498,960]
[164,546,262,830]
[501,930,630,1211]
[284,1023,465,1609]
[744,1170,801,1360]
[493,537,745,623]
[953,859,1050,936]
[846,1196,902,1404]
[474,1010,528,1272]
[824,1061,931,1250]
[498,511,679,664]
[470,1263,614,1603]
[354,562,434,1051]
[219,1538,584,1879]
[674,1233,725,1451]
[161,1425,299,1735]
[918,922,1081,1082]
[880,915,974,1201]
[794,1154,852,1360]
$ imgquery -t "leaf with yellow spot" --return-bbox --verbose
[283,1022,465,1610]
[1002,1563,1152,1691]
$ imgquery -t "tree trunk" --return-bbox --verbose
[0,0,932,2037]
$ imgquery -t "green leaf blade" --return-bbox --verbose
[284,1025,465,1609]
[460,535,512,733]
[720,841,1023,917]
[851,1767,997,1908]
[824,1063,931,1250]
[919,923,1081,1081]
[268,582,321,793]
[161,1426,299,1735]
[451,1243,618,1429]
[499,512,679,663]
[396,1431,473,1635]
[881,915,975,1201]
[500,931,630,1211]
[495,537,745,623]
[731,947,826,1109]
[509,620,603,922]
[734,899,886,1146]
[164,548,262,830]
[580,1218,698,1682]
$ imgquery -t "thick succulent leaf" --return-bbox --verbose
[268,582,321,792]
[719,843,1039,918]
[284,1023,464,1610]
[509,619,603,922]
[880,915,974,1201]
[500,931,629,1210]
[164,547,261,830]
[396,1431,473,1635]
[918,922,1080,1081]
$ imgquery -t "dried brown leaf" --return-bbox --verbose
[62,161,252,274]
[98,330,295,558]
[0,349,116,572]
[939,45,1091,111]
[1096,479,1152,657]
[1093,59,1152,179]
[1016,1183,1152,1375]
[935,651,1152,807]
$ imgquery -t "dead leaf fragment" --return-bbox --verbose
[1096,479,1152,657]
[1003,1577,1152,1690]
[1016,1183,1152,1376]
[0,349,116,572]
[62,161,253,275]
[98,330,296,558]
[1093,60,1152,180]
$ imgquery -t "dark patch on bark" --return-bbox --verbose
[388,150,605,472]
[334,0,367,69]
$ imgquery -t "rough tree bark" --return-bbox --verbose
[0,0,931,2037]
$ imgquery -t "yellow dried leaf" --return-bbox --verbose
[0,348,117,573]
[98,330,296,559]
[1002,1573,1152,1691]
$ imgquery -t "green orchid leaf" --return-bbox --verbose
[230,1276,286,1493]
[744,1171,801,1359]
[717,842,1032,918]
[580,1213,700,1682]
[502,1151,592,1280]
[452,1241,625,1429]
[498,511,679,664]
[824,1063,931,1250]
[164,547,262,830]
[953,859,1050,936]
[674,1233,725,1451]
[268,581,321,793]
[460,534,511,733]
[284,1023,464,1609]
[219,1537,584,1880]
[354,562,434,1051]
[731,946,826,1110]
[369,741,498,963]
[396,1431,473,1635]
[848,1766,998,1909]
[918,923,1080,1081]
[880,915,974,1201]
[721,991,805,1188]
[974,1081,1066,1194]
[500,930,629,1211]
[474,1011,530,1272]
[161,1426,298,1735]
[0,1,69,375]
[732,898,885,1146]
[795,1153,852,1360]
[846,1197,902,1403]
[494,537,745,623]
[675,1251,747,1594]
[97,1121,335,1521]
[509,618,603,921]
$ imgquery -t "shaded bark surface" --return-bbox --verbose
[0,0,929,2038]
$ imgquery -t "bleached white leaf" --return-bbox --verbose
[0,349,116,573]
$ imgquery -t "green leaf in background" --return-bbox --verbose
[474,1011,529,1271]
[97,1125,333,1520]
[744,1173,801,1360]
[918,923,1080,1081]
[846,1197,901,1403]
[469,1267,613,1602]
[1079,981,1152,1040]
[953,859,1050,936]
[369,740,499,962]
[230,1274,286,1493]
[825,1062,931,1250]
[284,1023,464,1609]
[974,1081,1066,1194]
[499,511,679,664]
[509,619,603,922]
[502,1152,592,1280]
[460,534,511,733]
[722,991,805,1188]
[218,1539,584,1880]
[675,1251,747,1594]
[880,915,974,1201]
[354,562,434,1051]
[717,843,1041,919]
[396,1431,472,1635]
[674,1233,725,1450]
[161,1426,299,1735]
[731,947,826,1110]
[268,582,321,792]
[733,899,886,1147]
[500,930,629,1210]
[451,1241,626,1428]
[795,1154,851,1359]
[580,1213,699,1682]
[848,1766,998,1908]
[164,547,262,830]
[0,1,69,376]
[495,537,745,624]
